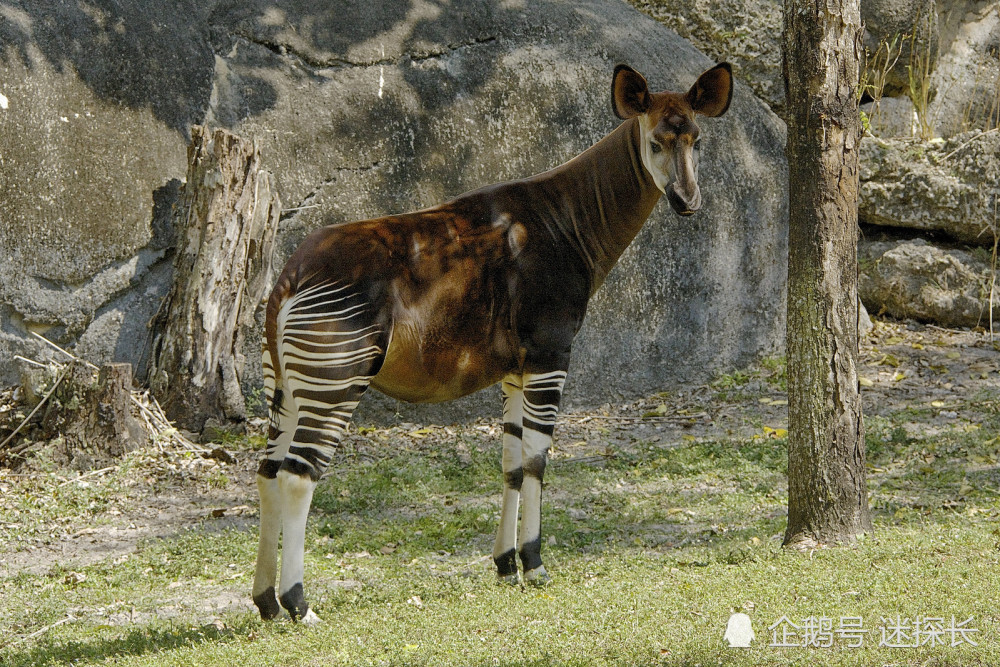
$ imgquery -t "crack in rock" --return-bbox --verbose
[280,163,384,221]
[227,30,497,71]
[1,249,170,332]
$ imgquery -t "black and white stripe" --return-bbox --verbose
[277,282,383,480]
[492,370,567,585]
[253,281,384,622]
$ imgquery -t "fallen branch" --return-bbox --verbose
[565,413,709,424]
[0,365,70,457]
[942,127,1000,161]
[2,614,76,648]
[57,465,117,488]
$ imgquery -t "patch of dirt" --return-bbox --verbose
[556,318,1000,451]
[1,319,997,581]
[0,449,259,579]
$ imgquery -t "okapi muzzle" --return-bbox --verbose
[612,62,733,215]
[253,61,733,624]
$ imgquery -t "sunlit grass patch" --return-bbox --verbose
[2,394,999,666]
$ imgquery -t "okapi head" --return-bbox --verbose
[612,62,733,216]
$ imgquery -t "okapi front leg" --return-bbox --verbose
[494,375,524,584]
[518,370,566,586]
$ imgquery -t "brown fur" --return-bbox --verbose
[266,63,733,404]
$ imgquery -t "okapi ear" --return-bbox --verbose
[612,64,652,119]
[686,62,733,118]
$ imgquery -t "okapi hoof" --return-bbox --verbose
[299,609,322,625]
[279,583,319,623]
[497,571,520,587]
[523,566,551,587]
[253,587,282,621]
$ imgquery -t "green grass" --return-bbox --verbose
[2,409,999,665]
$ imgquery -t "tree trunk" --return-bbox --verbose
[148,126,280,433]
[783,0,873,547]
[39,362,147,470]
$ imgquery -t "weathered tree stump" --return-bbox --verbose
[39,361,147,469]
[148,126,280,433]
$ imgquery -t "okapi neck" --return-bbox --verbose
[532,117,662,293]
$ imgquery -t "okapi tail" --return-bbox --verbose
[264,271,294,395]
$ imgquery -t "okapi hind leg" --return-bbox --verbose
[275,308,387,623]
[517,369,567,586]
[253,345,295,620]
[276,386,376,625]
[493,374,524,585]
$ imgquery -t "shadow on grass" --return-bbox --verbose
[302,414,1000,568]
[302,434,793,566]
[0,619,260,667]
[865,414,1000,526]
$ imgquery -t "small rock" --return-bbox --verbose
[200,419,244,445]
[203,446,236,465]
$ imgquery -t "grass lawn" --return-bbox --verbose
[1,327,998,665]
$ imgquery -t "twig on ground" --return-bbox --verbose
[925,324,966,335]
[57,466,117,488]
[2,614,76,648]
[558,455,611,465]
[0,365,70,457]
[565,413,708,424]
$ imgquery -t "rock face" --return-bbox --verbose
[630,1,1000,140]
[0,0,788,420]
[629,0,785,111]
[861,0,939,98]
[860,238,998,328]
[218,0,790,416]
[0,1,208,382]
[933,2,1000,138]
[859,132,1000,244]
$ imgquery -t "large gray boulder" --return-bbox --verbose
[859,132,1000,244]
[627,0,938,115]
[628,0,785,110]
[212,0,789,416]
[630,1,999,140]
[932,1,1000,138]
[860,238,998,327]
[861,0,939,98]
[0,1,787,422]
[0,1,209,379]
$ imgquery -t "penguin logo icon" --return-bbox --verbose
[724,613,755,648]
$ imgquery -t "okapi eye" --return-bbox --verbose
[650,141,662,154]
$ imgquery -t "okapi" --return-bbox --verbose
[252,62,733,623]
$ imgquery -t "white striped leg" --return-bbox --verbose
[276,398,365,625]
[493,374,524,585]
[274,285,384,622]
[518,370,566,586]
[277,468,322,625]
[252,343,294,620]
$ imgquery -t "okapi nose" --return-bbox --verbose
[667,183,701,216]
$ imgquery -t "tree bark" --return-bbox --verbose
[39,362,146,470]
[148,126,280,433]
[783,0,873,546]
